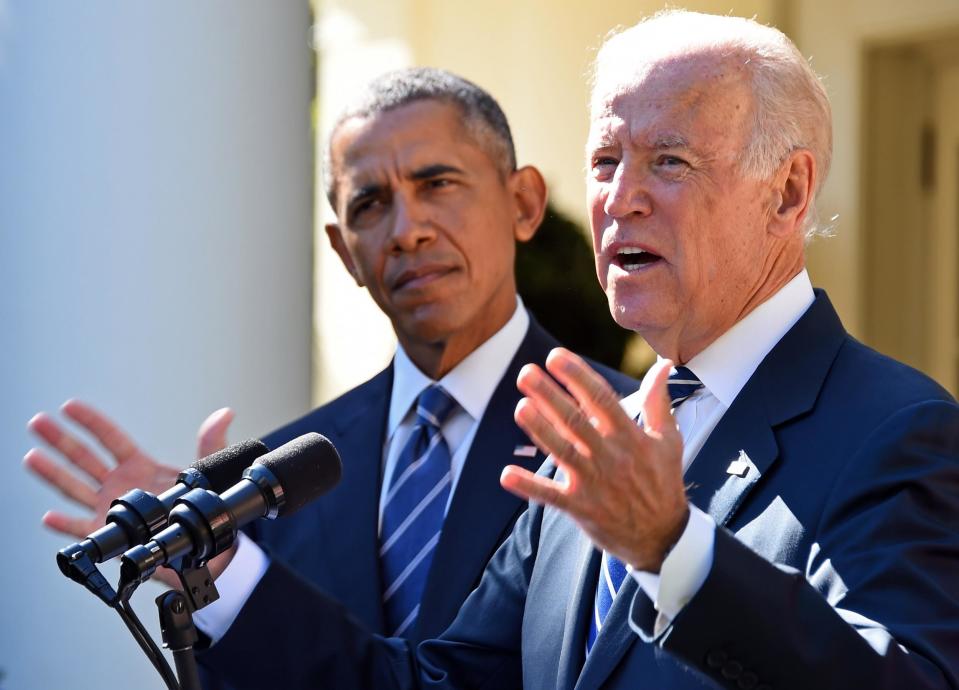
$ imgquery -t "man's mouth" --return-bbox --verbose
[392,265,456,291]
[613,247,662,271]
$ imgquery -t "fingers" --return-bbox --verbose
[517,364,602,449]
[543,349,628,432]
[514,397,593,478]
[41,510,97,540]
[499,465,572,511]
[23,447,100,509]
[196,407,234,458]
[639,359,674,435]
[27,412,110,484]
[61,399,140,464]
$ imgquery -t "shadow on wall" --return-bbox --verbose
[516,204,653,378]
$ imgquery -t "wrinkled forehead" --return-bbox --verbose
[588,52,754,143]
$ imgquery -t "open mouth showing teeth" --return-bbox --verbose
[615,247,662,271]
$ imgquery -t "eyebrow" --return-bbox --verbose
[347,183,383,207]
[345,163,466,208]
[586,131,690,152]
[650,134,689,149]
[409,163,464,180]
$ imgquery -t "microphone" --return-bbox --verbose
[119,433,342,588]
[57,439,269,578]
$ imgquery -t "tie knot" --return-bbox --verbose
[416,385,457,429]
[667,366,703,409]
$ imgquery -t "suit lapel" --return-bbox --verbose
[684,386,780,527]
[686,291,846,527]
[575,576,640,690]
[554,500,600,690]
[416,319,558,640]
[316,367,393,634]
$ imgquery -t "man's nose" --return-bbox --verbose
[603,165,652,218]
[389,199,435,252]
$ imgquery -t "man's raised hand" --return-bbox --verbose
[24,400,234,540]
[501,349,688,573]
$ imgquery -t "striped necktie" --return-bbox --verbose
[380,384,457,637]
[585,365,703,653]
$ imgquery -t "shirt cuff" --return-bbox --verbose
[191,532,270,646]
[630,505,715,624]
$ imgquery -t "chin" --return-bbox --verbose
[401,305,464,341]
[606,288,673,336]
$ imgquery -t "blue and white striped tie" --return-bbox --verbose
[380,384,457,637]
[585,365,703,653]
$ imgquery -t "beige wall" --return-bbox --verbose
[312,0,959,401]
[794,0,959,343]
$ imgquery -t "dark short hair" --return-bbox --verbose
[324,67,517,206]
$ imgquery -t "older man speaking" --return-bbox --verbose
[199,11,959,690]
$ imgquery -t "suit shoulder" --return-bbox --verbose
[260,367,392,449]
[524,317,639,397]
[833,336,956,409]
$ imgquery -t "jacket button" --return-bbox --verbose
[722,660,743,679]
[738,671,759,689]
[706,650,727,668]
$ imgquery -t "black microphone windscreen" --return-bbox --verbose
[191,439,270,493]
[256,433,342,516]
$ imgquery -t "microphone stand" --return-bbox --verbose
[154,562,220,690]
[156,590,200,690]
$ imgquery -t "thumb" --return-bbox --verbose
[641,360,673,436]
[196,407,234,458]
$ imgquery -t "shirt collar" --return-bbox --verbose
[679,269,815,407]
[389,298,529,434]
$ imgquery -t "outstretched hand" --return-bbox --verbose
[501,349,688,573]
[25,400,234,540]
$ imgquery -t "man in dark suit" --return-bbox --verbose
[25,68,635,652]
[196,11,959,690]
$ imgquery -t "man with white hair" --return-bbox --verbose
[199,11,959,689]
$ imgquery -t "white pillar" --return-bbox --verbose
[0,2,313,687]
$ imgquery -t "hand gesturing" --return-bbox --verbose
[25,399,234,540]
[501,350,688,573]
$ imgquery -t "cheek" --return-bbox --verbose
[587,193,608,278]
[347,243,384,288]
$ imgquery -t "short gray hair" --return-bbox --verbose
[324,67,516,207]
[592,11,833,240]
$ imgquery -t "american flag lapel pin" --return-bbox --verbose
[513,445,537,458]
[726,450,751,478]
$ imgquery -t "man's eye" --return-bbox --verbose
[350,198,381,221]
[657,155,688,167]
[592,156,618,169]
[591,157,618,180]
[425,178,452,190]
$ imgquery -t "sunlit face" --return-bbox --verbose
[327,100,526,354]
[587,56,778,358]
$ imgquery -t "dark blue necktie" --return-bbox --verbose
[380,384,457,637]
[585,365,703,653]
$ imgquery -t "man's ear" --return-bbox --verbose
[325,223,364,287]
[508,165,548,243]
[769,149,816,238]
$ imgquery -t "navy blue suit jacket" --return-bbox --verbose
[208,315,635,647]
[201,293,959,689]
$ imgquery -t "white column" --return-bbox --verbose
[0,2,313,688]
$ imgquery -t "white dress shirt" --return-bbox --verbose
[624,269,814,634]
[193,299,530,643]
[381,301,530,525]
